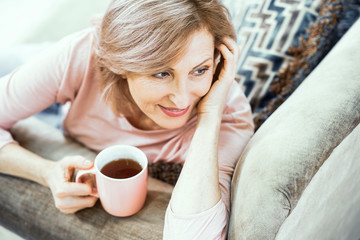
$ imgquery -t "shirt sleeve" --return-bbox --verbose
[0,29,93,149]
[163,81,254,240]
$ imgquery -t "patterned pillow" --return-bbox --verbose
[222,0,322,128]
[253,0,360,129]
[223,0,360,130]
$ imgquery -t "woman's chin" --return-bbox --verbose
[156,119,188,130]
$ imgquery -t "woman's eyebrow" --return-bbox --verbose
[163,57,213,72]
[191,57,213,70]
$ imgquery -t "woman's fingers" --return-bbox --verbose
[216,37,239,81]
[59,156,94,181]
[197,37,240,115]
[54,182,94,198]
[221,37,240,65]
[216,47,235,85]
[222,37,239,57]
[215,44,230,80]
[45,156,99,214]
[217,44,233,65]
[61,156,93,171]
[55,195,98,214]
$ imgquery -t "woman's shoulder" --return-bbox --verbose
[54,27,97,58]
[222,80,254,126]
[224,81,250,111]
[45,27,98,103]
[59,27,96,45]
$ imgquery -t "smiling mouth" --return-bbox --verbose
[158,105,190,117]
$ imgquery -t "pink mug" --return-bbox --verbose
[76,145,148,217]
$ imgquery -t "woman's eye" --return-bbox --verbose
[152,71,171,79]
[194,68,209,76]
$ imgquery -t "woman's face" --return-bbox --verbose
[125,30,215,130]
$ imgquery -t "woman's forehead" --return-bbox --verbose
[172,30,214,64]
[125,29,215,75]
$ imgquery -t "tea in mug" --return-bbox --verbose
[101,159,142,179]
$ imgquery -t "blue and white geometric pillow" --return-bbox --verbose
[223,0,321,112]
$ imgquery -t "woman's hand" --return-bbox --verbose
[197,37,240,117]
[44,156,98,214]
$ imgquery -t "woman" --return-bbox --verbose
[0,0,254,239]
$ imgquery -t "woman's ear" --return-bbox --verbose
[116,70,128,82]
[213,49,221,74]
[108,65,127,76]
[119,74,127,80]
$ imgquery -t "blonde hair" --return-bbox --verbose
[95,0,236,115]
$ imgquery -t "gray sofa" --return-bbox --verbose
[229,17,360,239]
[0,0,359,239]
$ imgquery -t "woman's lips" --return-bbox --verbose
[158,105,190,117]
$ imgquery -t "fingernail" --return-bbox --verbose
[84,160,92,166]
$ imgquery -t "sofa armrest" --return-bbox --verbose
[0,117,173,239]
[275,122,360,239]
[229,18,360,239]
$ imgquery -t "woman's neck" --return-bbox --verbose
[120,102,162,131]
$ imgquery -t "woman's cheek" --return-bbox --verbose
[196,76,213,97]
[136,79,165,96]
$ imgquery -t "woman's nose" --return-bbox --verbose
[168,78,190,106]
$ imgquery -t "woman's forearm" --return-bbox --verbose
[0,143,53,187]
[170,114,222,215]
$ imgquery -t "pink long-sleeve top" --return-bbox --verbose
[0,28,254,239]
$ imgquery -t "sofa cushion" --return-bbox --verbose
[229,18,360,239]
[0,117,173,240]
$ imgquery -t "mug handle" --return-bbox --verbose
[75,168,99,198]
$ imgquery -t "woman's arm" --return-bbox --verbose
[0,143,98,213]
[164,38,254,240]
[0,29,98,213]
[170,38,241,215]
[0,143,52,186]
[163,89,253,239]
[170,113,222,214]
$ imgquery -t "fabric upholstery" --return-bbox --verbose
[229,18,360,239]
[0,117,173,240]
[254,0,360,129]
[1,1,360,239]
[223,0,321,125]
[275,123,360,240]
[223,0,360,130]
